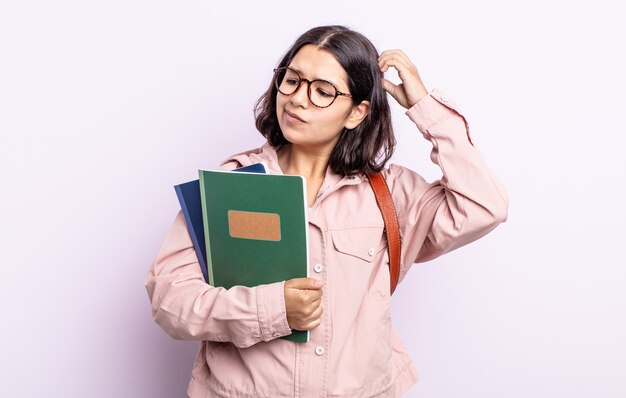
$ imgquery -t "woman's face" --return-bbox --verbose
[276,44,368,153]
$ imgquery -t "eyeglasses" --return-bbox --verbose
[273,67,353,108]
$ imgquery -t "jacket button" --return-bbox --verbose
[368,247,375,256]
[314,264,323,273]
[440,94,449,102]
[315,346,325,356]
[273,332,281,337]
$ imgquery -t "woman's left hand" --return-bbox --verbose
[379,49,429,109]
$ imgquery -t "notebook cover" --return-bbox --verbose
[198,169,309,343]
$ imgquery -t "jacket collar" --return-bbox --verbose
[219,142,365,196]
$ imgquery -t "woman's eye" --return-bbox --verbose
[316,88,333,98]
[285,79,299,85]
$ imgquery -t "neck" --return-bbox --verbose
[277,144,331,180]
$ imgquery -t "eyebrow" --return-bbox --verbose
[288,66,344,90]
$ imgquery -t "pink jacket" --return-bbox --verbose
[145,89,508,397]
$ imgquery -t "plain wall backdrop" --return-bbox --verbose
[1,0,625,397]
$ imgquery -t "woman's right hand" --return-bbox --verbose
[284,278,324,331]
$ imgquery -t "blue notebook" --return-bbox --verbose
[174,162,268,282]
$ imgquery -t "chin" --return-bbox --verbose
[280,130,307,146]
[277,119,305,144]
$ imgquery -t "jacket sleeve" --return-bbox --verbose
[384,88,509,280]
[145,209,293,348]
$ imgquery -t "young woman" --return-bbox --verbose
[146,25,508,398]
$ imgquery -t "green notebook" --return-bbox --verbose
[198,168,310,343]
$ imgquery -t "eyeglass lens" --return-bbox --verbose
[275,68,338,108]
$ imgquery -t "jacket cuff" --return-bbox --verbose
[405,88,473,145]
[256,281,292,341]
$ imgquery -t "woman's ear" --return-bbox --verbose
[344,100,370,130]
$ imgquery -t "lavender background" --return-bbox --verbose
[1,0,625,397]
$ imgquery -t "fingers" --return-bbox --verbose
[378,48,428,109]
[379,49,416,69]
[382,78,409,109]
[285,277,324,290]
[379,56,412,74]
[284,278,325,331]
[285,290,324,331]
[309,289,323,302]
[378,49,416,74]
[297,286,323,305]
[301,304,323,329]
[382,78,398,96]
[298,300,323,321]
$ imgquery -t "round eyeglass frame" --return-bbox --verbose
[273,67,353,108]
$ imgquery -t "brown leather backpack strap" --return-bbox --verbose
[367,172,401,295]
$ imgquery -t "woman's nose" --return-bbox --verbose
[289,81,310,107]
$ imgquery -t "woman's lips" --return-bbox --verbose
[285,109,306,124]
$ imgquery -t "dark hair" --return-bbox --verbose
[254,25,395,176]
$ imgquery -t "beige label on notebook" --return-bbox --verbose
[228,210,281,241]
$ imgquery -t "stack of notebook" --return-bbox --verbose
[174,163,309,343]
